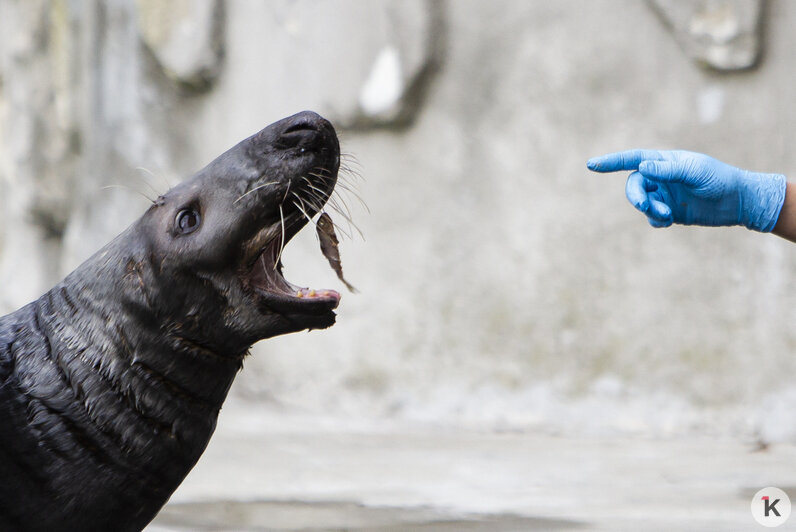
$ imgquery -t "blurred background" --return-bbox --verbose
[2,0,796,530]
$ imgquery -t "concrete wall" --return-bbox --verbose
[1,0,795,442]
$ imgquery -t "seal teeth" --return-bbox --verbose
[294,288,326,299]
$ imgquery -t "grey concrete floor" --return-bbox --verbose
[146,399,796,531]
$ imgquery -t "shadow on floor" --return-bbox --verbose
[151,499,586,531]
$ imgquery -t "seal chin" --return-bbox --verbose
[242,230,341,328]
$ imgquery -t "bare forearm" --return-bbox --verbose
[772,182,796,242]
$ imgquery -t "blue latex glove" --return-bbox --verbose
[587,149,786,231]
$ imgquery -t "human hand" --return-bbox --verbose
[586,149,786,231]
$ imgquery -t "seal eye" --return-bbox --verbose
[176,209,201,234]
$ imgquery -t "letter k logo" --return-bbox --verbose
[752,488,791,527]
[763,496,781,517]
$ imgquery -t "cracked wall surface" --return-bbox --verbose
[649,0,765,70]
[1,0,796,440]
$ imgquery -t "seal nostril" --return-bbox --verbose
[277,122,321,150]
[282,122,318,135]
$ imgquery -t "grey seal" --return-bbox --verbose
[0,111,341,531]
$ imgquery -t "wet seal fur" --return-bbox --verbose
[0,111,341,531]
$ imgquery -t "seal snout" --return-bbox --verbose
[233,111,344,333]
[275,110,336,153]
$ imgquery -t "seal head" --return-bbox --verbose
[129,110,342,352]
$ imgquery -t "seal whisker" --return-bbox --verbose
[307,172,332,188]
[329,188,355,222]
[330,214,354,240]
[337,165,364,188]
[233,181,279,205]
[100,185,156,205]
[340,152,362,167]
[330,179,370,213]
[330,176,361,196]
[291,194,316,226]
[302,199,326,221]
[322,174,368,240]
[299,181,336,215]
[274,203,287,270]
[294,196,352,242]
[307,169,330,179]
[302,175,332,201]
[318,198,354,240]
[340,165,363,182]
[281,179,292,204]
[327,196,363,240]
[306,186,359,241]
[339,153,364,183]
[132,170,164,199]
[301,188,330,210]
[260,254,269,277]
[310,169,369,214]
[295,181,363,241]
[311,164,333,175]
[324,190,352,223]
[135,166,172,194]
[299,189,336,225]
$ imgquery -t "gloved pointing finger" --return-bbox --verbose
[587,149,664,172]
[588,149,786,231]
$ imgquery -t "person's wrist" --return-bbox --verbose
[739,171,787,232]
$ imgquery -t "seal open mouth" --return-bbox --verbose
[242,220,342,318]
[234,111,344,328]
